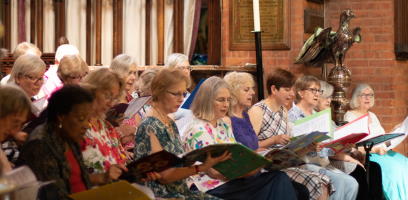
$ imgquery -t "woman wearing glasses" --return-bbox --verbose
[345,83,408,200]
[288,75,359,200]
[134,69,229,199]
[8,54,46,99]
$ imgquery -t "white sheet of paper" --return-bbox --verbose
[386,116,408,151]
[333,114,369,140]
[291,109,332,138]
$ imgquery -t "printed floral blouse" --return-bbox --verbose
[81,119,127,174]
[182,117,236,192]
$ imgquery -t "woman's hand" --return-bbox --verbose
[273,135,290,145]
[200,151,232,172]
[141,172,162,182]
[105,164,127,182]
[372,147,387,155]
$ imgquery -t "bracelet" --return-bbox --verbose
[194,165,200,174]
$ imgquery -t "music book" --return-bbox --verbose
[111,96,151,119]
[385,116,408,151]
[180,78,206,109]
[284,131,331,152]
[292,109,333,138]
[1,166,53,200]
[70,181,151,200]
[259,148,305,171]
[122,143,270,181]
[321,114,370,152]
[356,133,405,147]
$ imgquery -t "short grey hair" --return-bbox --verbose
[57,55,88,82]
[350,83,375,109]
[223,71,255,107]
[13,42,42,59]
[55,44,79,63]
[110,54,137,78]
[0,85,31,118]
[165,53,188,68]
[319,80,334,99]
[8,54,46,84]
[191,76,232,121]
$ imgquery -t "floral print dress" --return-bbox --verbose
[182,117,236,192]
[134,117,220,200]
[81,119,127,174]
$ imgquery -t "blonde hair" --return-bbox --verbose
[110,54,137,78]
[319,80,334,99]
[294,75,320,103]
[57,55,88,82]
[13,42,42,59]
[0,85,31,118]
[82,68,124,93]
[138,69,159,97]
[350,83,375,109]
[151,68,190,101]
[165,53,189,68]
[191,76,231,121]
[8,54,46,84]
[223,71,255,107]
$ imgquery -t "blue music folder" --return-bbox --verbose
[181,78,206,109]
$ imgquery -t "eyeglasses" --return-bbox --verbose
[215,97,232,103]
[167,91,188,98]
[305,88,323,95]
[66,73,87,80]
[176,66,192,71]
[24,74,44,83]
[103,92,119,103]
[359,93,374,98]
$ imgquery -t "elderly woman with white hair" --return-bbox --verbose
[39,44,80,99]
[166,53,191,78]
[110,54,138,102]
[345,83,408,200]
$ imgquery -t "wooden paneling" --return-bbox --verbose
[157,0,164,65]
[86,0,91,64]
[395,0,408,60]
[36,0,43,51]
[112,0,123,58]
[173,0,184,53]
[17,0,26,43]
[145,0,151,65]
[2,0,12,50]
[95,0,102,65]
[30,0,36,43]
[207,0,221,65]
[53,0,66,50]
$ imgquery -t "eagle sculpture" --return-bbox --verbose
[295,9,362,67]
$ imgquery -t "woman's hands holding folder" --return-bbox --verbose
[200,151,232,172]
[274,135,291,145]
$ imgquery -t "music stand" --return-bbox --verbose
[356,133,405,190]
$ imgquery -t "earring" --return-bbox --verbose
[58,122,62,129]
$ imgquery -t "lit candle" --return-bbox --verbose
[253,0,261,31]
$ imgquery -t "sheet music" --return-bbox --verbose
[291,109,332,138]
[333,114,369,140]
[124,96,151,119]
[3,166,52,200]
[385,116,408,151]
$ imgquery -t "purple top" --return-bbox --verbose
[230,111,259,150]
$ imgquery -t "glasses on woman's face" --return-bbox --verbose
[359,93,374,98]
[167,91,188,98]
[305,88,323,95]
[24,74,44,83]
[103,92,119,103]
[67,73,87,81]
[176,65,191,71]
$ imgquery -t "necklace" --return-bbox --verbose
[151,106,174,134]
